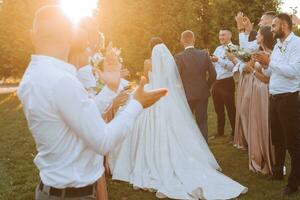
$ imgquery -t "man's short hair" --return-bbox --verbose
[263,11,277,18]
[33,5,73,40]
[220,27,232,33]
[181,30,195,43]
[276,13,293,30]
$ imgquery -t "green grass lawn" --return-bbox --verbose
[0,93,299,200]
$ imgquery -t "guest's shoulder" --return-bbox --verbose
[213,45,223,52]
[53,73,83,94]
[290,34,300,51]
[194,48,209,57]
[78,65,92,72]
[174,51,185,58]
[293,34,300,44]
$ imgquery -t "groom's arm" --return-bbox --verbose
[174,54,183,76]
[205,52,216,88]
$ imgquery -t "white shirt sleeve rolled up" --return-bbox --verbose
[53,76,142,155]
[239,33,259,52]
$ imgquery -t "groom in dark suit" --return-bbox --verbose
[175,30,216,141]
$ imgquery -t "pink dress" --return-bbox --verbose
[234,73,253,149]
[234,64,273,174]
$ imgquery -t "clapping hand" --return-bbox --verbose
[102,89,131,123]
[244,59,255,73]
[225,51,238,65]
[252,51,270,68]
[242,16,253,34]
[134,77,168,108]
[210,55,218,62]
[112,89,130,110]
[292,14,300,25]
[94,44,123,92]
[94,67,121,92]
[235,12,245,30]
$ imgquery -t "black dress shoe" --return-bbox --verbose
[281,186,298,197]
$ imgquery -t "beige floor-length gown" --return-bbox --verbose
[234,73,253,149]
[234,65,273,174]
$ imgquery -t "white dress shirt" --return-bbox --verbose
[77,65,97,97]
[213,43,235,80]
[263,32,300,95]
[17,55,142,188]
[77,65,97,89]
[239,32,259,52]
[185,45,194,50]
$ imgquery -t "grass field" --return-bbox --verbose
[0,93,299,200]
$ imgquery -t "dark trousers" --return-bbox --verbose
[270,92,300,189]
[188,98,208,142]
[212,77,236,136]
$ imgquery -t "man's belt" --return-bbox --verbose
[269,92,298,100]
[215,76,234,83]
[39,181,96,198]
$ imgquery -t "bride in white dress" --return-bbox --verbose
[109,42,247,200]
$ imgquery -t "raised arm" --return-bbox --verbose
[174,54,184,76]
[54,76,167,156]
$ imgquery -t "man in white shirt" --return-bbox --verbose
[236,11,276,52]
[211,28,236,138]
[77,64,97,95]
[256,13,300,197]
[17,6,167,200]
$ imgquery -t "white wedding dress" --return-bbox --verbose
[109,44,247,200]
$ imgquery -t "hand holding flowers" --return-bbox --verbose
[252,51,270,68]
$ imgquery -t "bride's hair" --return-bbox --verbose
[258,26,276,50]
[149,37,164,52]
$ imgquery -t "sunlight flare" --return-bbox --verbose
[60,0,98,23]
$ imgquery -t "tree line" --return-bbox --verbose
[0,0,284,79]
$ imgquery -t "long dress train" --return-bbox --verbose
[110,44,247,200]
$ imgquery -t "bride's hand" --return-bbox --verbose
[134,76,168,108]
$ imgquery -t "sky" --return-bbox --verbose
[280,0,300,17]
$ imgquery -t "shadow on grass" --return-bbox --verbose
[0,94,298,200]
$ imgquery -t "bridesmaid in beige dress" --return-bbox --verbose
[233,67,253,150]
[233,26,276,174]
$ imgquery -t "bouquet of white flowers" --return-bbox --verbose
[89,42,123,71]
[225,44,252,62]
